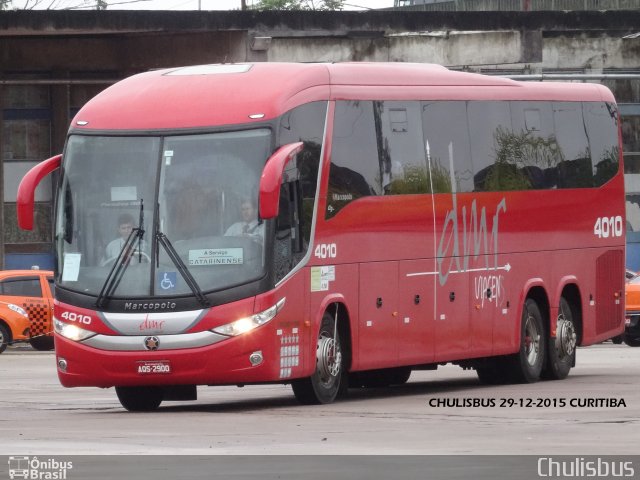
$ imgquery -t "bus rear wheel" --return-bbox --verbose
[292,311,346,404]
[542,297,576,380]
[115,386,163,411]
[507,298,546,383]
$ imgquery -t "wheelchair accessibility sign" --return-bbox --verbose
[158,272,177,291]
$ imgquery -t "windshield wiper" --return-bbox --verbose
[154,204,209,308]
[96,201,145,309]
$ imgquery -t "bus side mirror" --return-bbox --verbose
[259,142,304,219]
[17,154,62,230]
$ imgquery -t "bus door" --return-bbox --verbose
[422,101,473,359]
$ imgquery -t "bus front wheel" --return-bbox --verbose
[30,336,54,351]
[115,386,163,412]
[292,311,346,404]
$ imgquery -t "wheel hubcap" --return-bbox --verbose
[557,315,577,358]
[316,334,341,386]
[524,314,540,366]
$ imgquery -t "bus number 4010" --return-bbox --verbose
[314,243,337,259]
[593,216,623,238]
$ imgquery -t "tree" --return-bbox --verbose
[253,0,344,10]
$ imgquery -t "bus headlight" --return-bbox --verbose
[212,298,285,337]
[54,317,96,341]
[8,303,28,317]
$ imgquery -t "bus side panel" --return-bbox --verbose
[357,261,399,370]
[398,260,436,365]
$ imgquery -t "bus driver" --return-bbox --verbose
[224,198,264,241]
[102,213,148,266]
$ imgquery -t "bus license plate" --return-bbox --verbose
[137,361,171,375]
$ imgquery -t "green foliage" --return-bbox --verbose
[487,127,564,191]
[385,163,453,195]
[253,0,344,10]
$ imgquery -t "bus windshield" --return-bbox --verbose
[56,129,272,300]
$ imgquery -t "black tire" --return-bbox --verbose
[29,336,55,351]
[476,365,509,385]
[389,367,412,385]
[541,297,576,380]
[0,323,10,354]
[292,311,346,404]
[507,298,546,383]
[611,335,624,345]
[623,336,640,347]
[115,386,164,412]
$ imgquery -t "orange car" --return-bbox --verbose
[624,272,640,347]
[0,300,30,353]
[0,269,54,352]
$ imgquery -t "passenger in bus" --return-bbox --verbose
[224,198,264,241]
[102,213,148,266]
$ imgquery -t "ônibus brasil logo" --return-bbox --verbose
[8,457,73,480]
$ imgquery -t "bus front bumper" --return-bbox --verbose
[54,324,305,388]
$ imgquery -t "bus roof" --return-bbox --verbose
[71,62,615,131]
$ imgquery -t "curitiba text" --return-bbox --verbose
[428,397,627,408]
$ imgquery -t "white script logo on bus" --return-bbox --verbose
[437,197,508,286]
[474,274,506,309]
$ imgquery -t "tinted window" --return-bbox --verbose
[327,101,380,218]
[376,101,428,195]
[584,102,620,186]
[274,102,327,282]
[422,101,473,193]
[508,101,562,190]
[0,277,42,297]
[467,102,513,191]
[553,102,592,188]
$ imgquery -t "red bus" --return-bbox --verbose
[17,63,625,411]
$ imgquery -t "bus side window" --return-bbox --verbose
[376,101,429,195]
[273,182,296,283]
[274,101,326,281]
[327,101,380,219]
[422,101,473,194]
[467,101,513,192]
[584,102,620,187]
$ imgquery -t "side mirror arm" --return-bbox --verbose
[17,154,62,230]
[259,142,304,219]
